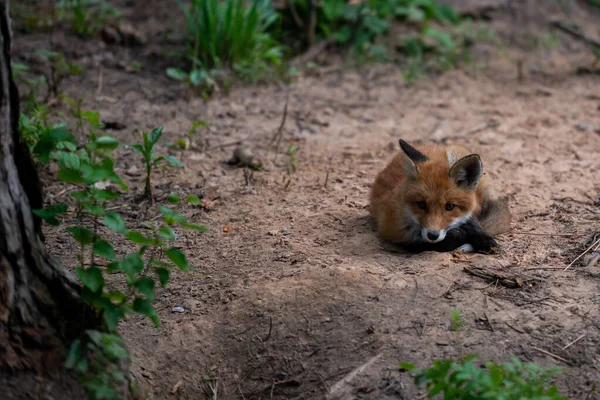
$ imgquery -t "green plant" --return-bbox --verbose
[169,0,282,87]
[31,106,206,399]
[284,144,298,189]
[450,309,464,331]
[56,0,121,36]
[187,119,208,148]
[12,61,48,112]
[400,356,566,399]
[36,49,85,99]
[131,126,183,201]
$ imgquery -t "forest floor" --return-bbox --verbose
[13,0,600,399]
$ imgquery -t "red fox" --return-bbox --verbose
[369,139,511,253]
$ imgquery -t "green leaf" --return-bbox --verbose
[167,193,180,204]
[69,190,88,200]
[67,226,95,245]
[109,253,144,276]
[155,268,170,286]
[165,247,192,272]
[158,205,186,224]
[76,266,104,293]
[93,189,120,201]
[96,135,119,150]
[166,67,187,81]
[181,222,208,232]
[131,143,146,156]
[148,126,163,147]
[33,203,68,226]
[189,68,206,86]
[135,277,156,302]
[104,211,127,234]
[93,240,117,260]
[103,303,124,332]
[187,194,202,206]
[424,27,455,50]
[163,155,183,168]
[399,362,416,371]
[158,225,176,241]
[82,202,104,216]
[133,298,159,326]
[59,168,86,184]
[107,290,127,303]
[65,339,81,369]
[126,231,156,245]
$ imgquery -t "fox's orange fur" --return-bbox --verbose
[370,140,511,247]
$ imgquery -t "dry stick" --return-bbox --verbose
[563,334,586,350]
[205,139,244,152]
[552,196,594,206]
[484,312,494,332]
[263,316,273,342]
[533,347,570,364]
[511,231,574,237]
[564,236,600,271]
[439,119,499,143]
[269,91,290,154]
[551,20,600,51]
[285,0,303,27]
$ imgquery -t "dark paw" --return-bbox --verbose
[474,235,499,254]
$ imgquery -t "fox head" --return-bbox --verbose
[398,139,483,243]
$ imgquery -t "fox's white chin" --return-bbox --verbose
[421,228,447,243]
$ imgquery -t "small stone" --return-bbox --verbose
[436,340,449,346]
[126,165,141,176]
[576,122,595,132]
[118,23,147,46]
[172,306,185,313]
[100,26,120,44]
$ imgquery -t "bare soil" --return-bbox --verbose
[13,0,600,399]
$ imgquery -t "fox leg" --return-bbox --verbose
[402,218,498,254]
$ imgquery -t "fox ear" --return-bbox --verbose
[449,154,482,190]
[399,139,428,163]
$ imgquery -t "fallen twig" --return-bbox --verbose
[563,333,585,350]
[551,20,600,51]
[564,236,600,270]
[511,231,574,237]
[484,312,494,332]
[263,316,273,342]
[463,266,523,289]
[533,347,571,365]
[552,196,594,206]
[269,91,290,154]
[439,119,499,143]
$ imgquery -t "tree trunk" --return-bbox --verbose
[0,1,101,397]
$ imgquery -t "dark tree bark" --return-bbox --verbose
[0,1,102,397]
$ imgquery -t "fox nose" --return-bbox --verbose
[427,231,440,241]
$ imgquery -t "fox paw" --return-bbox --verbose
[476,236,499,254]
[456,243,474,253]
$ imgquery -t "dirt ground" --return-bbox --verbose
[13,0,600,399]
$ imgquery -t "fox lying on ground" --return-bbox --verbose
[369,139,511,254]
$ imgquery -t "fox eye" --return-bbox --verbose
[416,201,427,210]
[445,203,455,211]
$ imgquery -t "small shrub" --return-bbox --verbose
[401,356,566,400]
[170,0,282,86]
[450,309,464,331]
[30,103,206,399]
[131,126,183,201]
[56,0,121,36]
